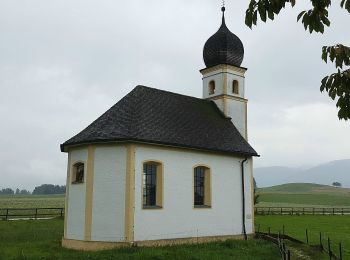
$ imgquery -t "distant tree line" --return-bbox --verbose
[0,184,66,195]
[0,188,17,195]
[332,182,342,187]
[32,184,65,195]
[15,188,31,195]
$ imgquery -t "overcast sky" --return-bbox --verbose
[0,1,349,190]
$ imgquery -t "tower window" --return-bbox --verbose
[194,166,211,208]
[72,162,84,184]
[233,80,239,94]
[143,161,163,209]
[208,81,216,95]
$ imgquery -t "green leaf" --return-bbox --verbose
[253,11,258,25]
[322,50,328,63]
[258,2,267,22]
[321,16,331,27]
[297,11,306,21]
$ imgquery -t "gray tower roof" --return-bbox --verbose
[203,7,244,68]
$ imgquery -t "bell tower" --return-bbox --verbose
[201,7,248,139]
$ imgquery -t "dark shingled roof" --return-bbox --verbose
[61,85,258,156]
[203,8,244,68]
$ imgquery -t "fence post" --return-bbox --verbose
[320,232,323,249]
[60,208,63,217]
[333,208,335,215]
[306,229,309,244]
[268,227,271,236]
[5,209,8,221]
[35,208,38,220]
[278,231,281,244]
[288,250,291,260]
[339,242,342,260]
[328,237,331,260]
[291,208,293,215]
[280,207,283,214]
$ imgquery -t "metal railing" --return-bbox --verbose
[0,208,64,220]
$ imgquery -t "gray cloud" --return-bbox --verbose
[0,1,349,190]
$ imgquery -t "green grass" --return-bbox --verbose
[257,183,350,208]
[256,215,350,259]
[0,195,65,209]
[258,193,350,207]
[0,219,280,260]
[259,183,350,194]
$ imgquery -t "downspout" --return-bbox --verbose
[241,157,248,240]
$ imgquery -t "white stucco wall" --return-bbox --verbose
[202,67,247,139]
[203,72,225,98]
[202,68,245,99]
[66,148,88,240]
[226,73,245,98]
[226,100,247,138]
[91,146,127,242]
[244,157,254,233]
[133,146,254,241]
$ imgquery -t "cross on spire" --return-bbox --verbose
[221,0,226,13]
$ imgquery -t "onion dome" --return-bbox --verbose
[203,7,244,68]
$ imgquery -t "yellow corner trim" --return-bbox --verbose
[84,146,95,241]
[125,144,136,242]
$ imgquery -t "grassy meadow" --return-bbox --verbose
[257,183,350,208]
[256,215,350,259]
[0,195,65,209]
[0,219,280,260]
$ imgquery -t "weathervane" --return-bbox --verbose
[221,0,225,12]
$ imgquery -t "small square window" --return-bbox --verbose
[72,163,84,184]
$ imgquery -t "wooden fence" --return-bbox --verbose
[0,208,64,220]
[255,207,350,215]
[256,232,292,260]
[257,225,345,260]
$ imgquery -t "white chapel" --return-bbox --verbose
[61,7,258,250]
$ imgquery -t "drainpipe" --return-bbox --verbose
[241,157,248,240]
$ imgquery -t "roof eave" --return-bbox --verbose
[60,139,259,157]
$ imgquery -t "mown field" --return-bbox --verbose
[0,219,280,260]
[256,215,350,259]
[0,195,65,209]
[257,183,350,208]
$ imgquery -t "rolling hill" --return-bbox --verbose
[257,183,350,208]
[254,159,350,188]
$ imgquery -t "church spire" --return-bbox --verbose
[221,3,226,24]
[203,5,244,68]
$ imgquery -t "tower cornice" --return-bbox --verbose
[200,64,247,76]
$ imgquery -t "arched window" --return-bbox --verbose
[232,80,239,94]
[72,162,84,184]
[143,161,163,209]
[193,166,211,208]
[208,80,216,95]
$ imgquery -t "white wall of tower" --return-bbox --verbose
[201,65,248,139]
